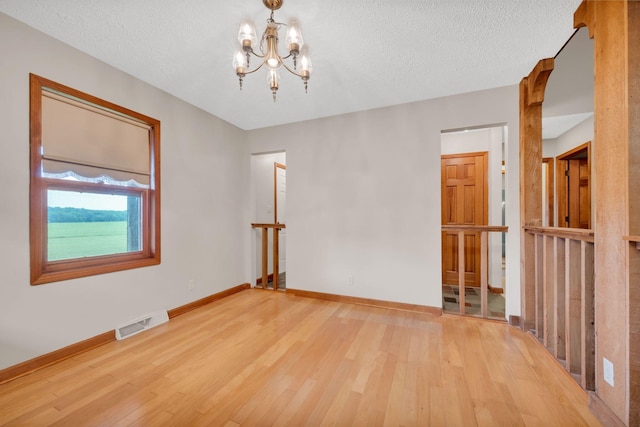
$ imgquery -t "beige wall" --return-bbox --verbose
[246,86,521,313]
[0,13,250,370]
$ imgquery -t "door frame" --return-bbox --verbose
[274,162,286,224]
[555,141,591,229]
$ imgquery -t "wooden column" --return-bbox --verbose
[556,0,640,423]
[574,0,633,423]
[519,59,554,332]
[626,1,640,424]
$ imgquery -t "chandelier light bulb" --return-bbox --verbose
[266,55,281,70]
[264,21,282,70]
[266,58,280,69]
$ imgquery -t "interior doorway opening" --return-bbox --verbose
[440,125,507,320]
[556,142,590,229]
[251,151,286,290]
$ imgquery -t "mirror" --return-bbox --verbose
[541,27,594,228]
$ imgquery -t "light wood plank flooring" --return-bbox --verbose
[0,289,601,426]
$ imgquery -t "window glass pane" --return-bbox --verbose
[47,189,142,261]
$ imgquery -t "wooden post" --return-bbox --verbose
[272,228,279,291]
[458,231,465,315]
[574,1,636,420]
[261,227,268,288]
[519,59,554,332]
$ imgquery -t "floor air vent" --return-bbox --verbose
[116,310,169,340]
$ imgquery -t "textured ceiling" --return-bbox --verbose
[0,0,583,130]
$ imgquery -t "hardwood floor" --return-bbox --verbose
[0,289,601,426]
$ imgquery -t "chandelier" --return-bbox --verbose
[233,0,313,102]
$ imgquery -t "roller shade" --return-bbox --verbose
[41,91,151,185]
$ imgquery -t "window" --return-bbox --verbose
[30,74,160,284]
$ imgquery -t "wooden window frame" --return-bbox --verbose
[29,74,161,285]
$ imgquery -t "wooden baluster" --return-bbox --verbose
[273,228,279,291]
[535,234,544,338]
[554,237,566,361]
[480,231,488,318]
[566,239,582,376]
[458,231,465,315]
[543,236,555,350]
[261,227,268,288]
[581,240,595,390]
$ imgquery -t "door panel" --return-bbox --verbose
[441,152,488,287]
[578,159,590,229]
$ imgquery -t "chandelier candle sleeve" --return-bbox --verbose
[233,0,312,101]
[286,22,303,67]
[238,23,257,51]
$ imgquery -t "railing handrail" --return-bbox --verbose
[442,225,508,232]
[251,223,286,229]
[524,226,594,242]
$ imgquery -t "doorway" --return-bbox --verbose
[251,152,286,289]
[556,142,591,229]
[440,125,507,319]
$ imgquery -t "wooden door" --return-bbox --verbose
[441,152,488,287]
[556,143,590,229]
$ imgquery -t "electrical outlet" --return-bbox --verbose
[603,357,614,387]
[188,279,195,291]
[348,275,354,286]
